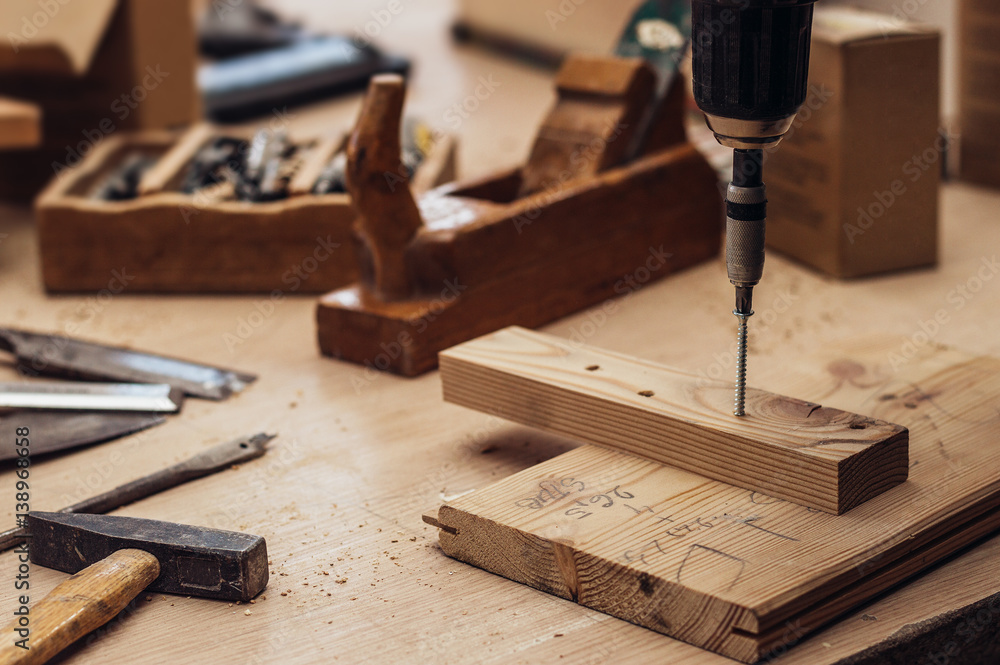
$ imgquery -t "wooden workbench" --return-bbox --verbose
[0,1,997,663]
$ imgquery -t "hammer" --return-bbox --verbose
[0,512,268,664]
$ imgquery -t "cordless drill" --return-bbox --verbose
[691,0,818,416]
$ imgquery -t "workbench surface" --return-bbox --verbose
[0,2,997,663]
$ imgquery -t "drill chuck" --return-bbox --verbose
[726,148,766,315]
[726,183,767,287]
[691,0,818,149]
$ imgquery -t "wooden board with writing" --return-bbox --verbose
[426,336,1000,663]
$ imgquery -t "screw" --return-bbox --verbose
[734,310,752,416]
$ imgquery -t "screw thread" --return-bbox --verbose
[734,313,750,416]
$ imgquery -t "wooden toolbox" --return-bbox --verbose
[35,124,456,294]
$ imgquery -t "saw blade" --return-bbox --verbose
[0,411,165,462]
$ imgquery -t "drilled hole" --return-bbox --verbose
[638,390,655,397]
[585,365,600,372]
[239,442,249,448]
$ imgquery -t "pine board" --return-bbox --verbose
[428,336,1000,662]
[439,327,909,514]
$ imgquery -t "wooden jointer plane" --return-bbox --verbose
[317,54,723,376]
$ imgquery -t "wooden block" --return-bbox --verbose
[35,127,456,294]
[427,336,1000,662]
[287,132,345,197]
[519,55,656,196]
[440,327,908,514]
[136,123,216,196]
[0,97,41,150]
[317,143,722,375]
[316,56,720,376]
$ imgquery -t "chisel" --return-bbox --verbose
[0,432,274,552]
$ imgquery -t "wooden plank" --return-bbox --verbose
[287,132,345,197]
[519,54,656,196]
[0,96,41,150]
[429,336,1000,662]
[136,123,215,197]
[439,327,909,514]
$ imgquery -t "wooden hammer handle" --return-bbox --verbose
[0,549,160,665]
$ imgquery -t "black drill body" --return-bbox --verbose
[691,0,817,415]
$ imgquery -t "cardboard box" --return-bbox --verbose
[960,0,1000,187]
[0,0,198,198]
[765,7,940,279]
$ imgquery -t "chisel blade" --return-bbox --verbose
[0,411,166,462]
[0,328,256,400]
[0,381,183,413]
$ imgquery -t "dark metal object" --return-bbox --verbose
[199,35,410,121]
[312,151,347,195]
[0,328,256,400]
[28,512,268,601]
[727,148,767,313]
[237,129,292,202]
[92,152,157,201]
[180,136,243,194]
[198,1,301,58]
[0,412,165,462]
[0,433,273,551]
[691,0,818,149]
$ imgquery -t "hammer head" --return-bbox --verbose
[28,512,268,602]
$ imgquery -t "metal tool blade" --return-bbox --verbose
[0,328,256,400]
[0,432,273,552]
[0,381,182,413]
[0,412,165,462]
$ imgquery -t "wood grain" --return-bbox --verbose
[0,549,159,665]
[518,54,656,196]
[440,326,909,514]
[429,337,1000,662]
[287,132,345,197]
[0,97,41,150]
[1,3,999,662]
[317,53,716,375]
[347,75,426,301]
[317,141,721,375]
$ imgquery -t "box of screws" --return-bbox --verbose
[35,121,456,293]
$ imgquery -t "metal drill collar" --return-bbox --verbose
[703,114,798,150]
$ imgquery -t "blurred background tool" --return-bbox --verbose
[198,0,409,120]
[0,0,197,199]
[614,0,690,162]
[198,1,302,58]
[691,0,818,416]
